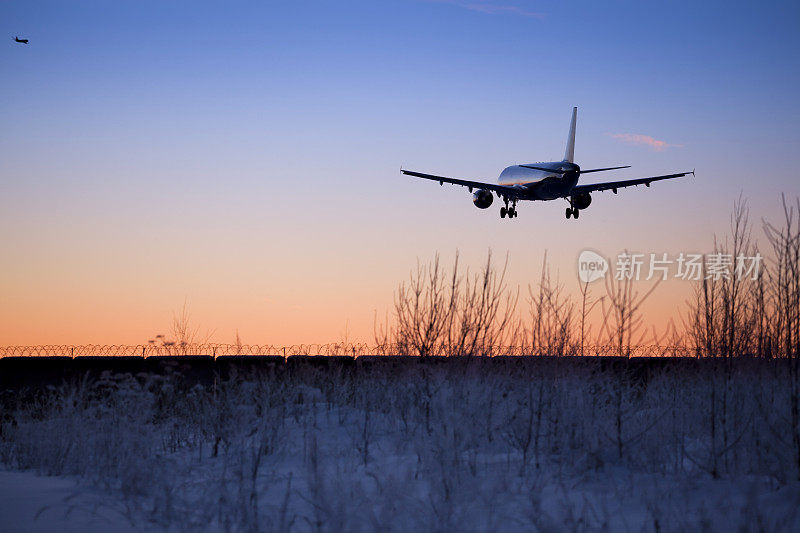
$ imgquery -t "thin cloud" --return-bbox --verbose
[607,133,683,152]
[430,0,545,18]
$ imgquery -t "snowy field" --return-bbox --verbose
[2,358,800,532]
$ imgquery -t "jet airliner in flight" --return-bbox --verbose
[401,108,693,220]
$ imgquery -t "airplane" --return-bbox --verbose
[14,36,29,44]
[400,107,693,220]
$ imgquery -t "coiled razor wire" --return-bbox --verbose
[0,343,697,358]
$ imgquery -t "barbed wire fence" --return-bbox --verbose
[0,343,697,358]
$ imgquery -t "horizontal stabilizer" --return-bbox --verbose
[579,165,630,174]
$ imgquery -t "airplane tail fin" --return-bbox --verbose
[564,107,577,162]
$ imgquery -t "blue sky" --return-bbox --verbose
[1,0,799,344]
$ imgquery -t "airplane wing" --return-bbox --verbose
[401,169,525,197]
[571,170,694,194]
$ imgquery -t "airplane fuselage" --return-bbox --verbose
[497,161,580,200]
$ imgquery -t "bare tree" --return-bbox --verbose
[234,330,243,356]
[169,300,213,355]
[688,196,760,358]
[601,257,659,357]
[389,251,518,357]
[393,253,459,357]
[577,276,603,357]
[686,258,721,358]
[763,194,800,479]
[526,253,576,356]
[720,196,756,357]
[446,251,518,356]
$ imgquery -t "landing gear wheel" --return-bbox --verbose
[573,208,580,219]
[500,207,507,218]
[566,208,572,219]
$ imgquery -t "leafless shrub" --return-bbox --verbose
[385,251,518,357]
[681,194,800,479]
[578,275,604,357]
[687,196,760,358]
[522,253,577,356]
[601,257,660,357]
[392,252,458,357]
[446,252,519,356]
[170,300,215,355]
[763,194,800,479]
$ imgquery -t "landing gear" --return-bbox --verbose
[565,206,580,220]
[500,198,518,219]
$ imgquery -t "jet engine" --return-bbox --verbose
[472,189,494,209]
[571,192,592,210]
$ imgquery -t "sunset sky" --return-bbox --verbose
[1,0,799,346]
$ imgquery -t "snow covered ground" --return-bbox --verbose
[0,469,140,532]
[1,359,799,531]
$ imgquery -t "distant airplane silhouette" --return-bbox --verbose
[14,36,28,44]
